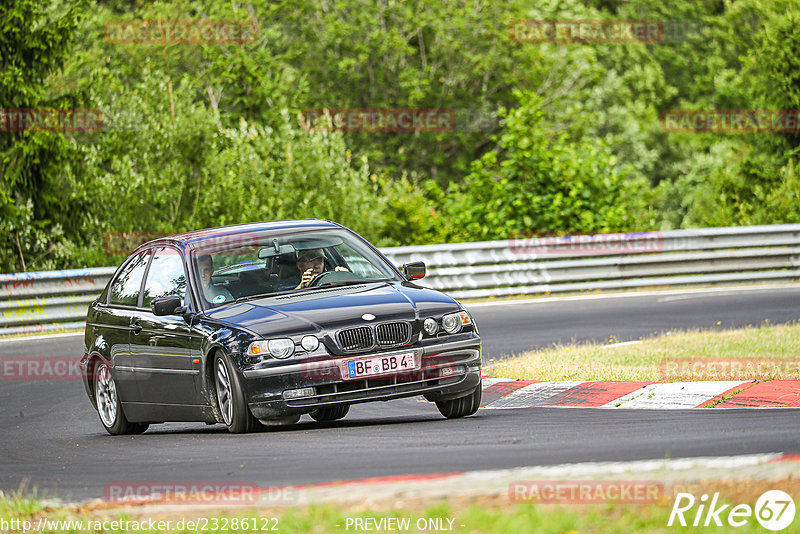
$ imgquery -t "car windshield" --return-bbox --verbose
[188,228,398,308]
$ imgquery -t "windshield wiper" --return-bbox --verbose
[311,278,391,289]
[231,279,390,303]
[233,290,295,303]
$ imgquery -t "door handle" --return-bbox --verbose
[131,322,142,335]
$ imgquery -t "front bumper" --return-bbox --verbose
[242,337,481,420]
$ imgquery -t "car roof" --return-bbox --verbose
[132,219,343,253]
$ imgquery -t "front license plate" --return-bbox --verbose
[344,352,418,379]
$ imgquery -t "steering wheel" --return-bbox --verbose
[308,270,359,287]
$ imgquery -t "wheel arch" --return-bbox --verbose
[85,352,110,409]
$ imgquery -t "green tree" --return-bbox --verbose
[436,91,650,242]
[653,0,800,228]
[78,68,398,265]
[262,0,558,184]
[0,0,87,272]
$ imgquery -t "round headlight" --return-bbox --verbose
[441,313,460,334]
[300,335,319,352]
[267,338,295,359]
[423,318,438,335]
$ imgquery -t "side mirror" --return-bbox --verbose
[152,295,182,316]
[402,261,426,280]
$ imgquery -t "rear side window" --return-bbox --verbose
[142,248,187,309]
[109,251,151,307]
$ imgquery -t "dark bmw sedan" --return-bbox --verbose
[81,219,482,434]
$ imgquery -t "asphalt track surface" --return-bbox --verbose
[1,286,799,502]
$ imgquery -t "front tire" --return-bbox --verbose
[436,385,481,419]
[309,405,350,422]
[214,352,259,433]
[94,361,148,435]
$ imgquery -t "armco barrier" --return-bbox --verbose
[1,224,799,335]
[0,268,115,335]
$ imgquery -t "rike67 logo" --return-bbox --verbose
[669,490,796,531]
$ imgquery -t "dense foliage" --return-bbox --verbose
[2,0,798,272]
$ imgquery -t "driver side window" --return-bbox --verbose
[142,248,187,309]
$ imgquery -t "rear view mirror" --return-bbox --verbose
[402,261,426,280]
[258,244,295,259]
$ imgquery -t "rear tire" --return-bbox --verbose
[309,405,350,422]
[214,352,259,433]
[94,361,149,435]
[435,385,481,419]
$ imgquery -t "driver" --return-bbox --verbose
[198,254,233,305]
[294,248,349,289]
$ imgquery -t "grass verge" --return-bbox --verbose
[487,321,800,382]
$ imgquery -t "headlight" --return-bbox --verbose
[441,311,472,334]
[423,317,438,335]
[268,339,295,358]
[300,335,319,352]
[248,338,295,359]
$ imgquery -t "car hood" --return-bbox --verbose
[204,281,460,338]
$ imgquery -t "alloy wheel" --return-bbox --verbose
[215,358,234,425]
[96,363,118,427]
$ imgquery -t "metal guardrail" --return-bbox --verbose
[383,224,800,299]
[2,224,799,335]
[0,268,115,335]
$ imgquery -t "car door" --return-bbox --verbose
[130,246,203,412]
[102,250,152,403]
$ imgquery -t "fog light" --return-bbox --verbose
[439,365,466,377]
[423,318,438,335]
[283,387,315,400]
